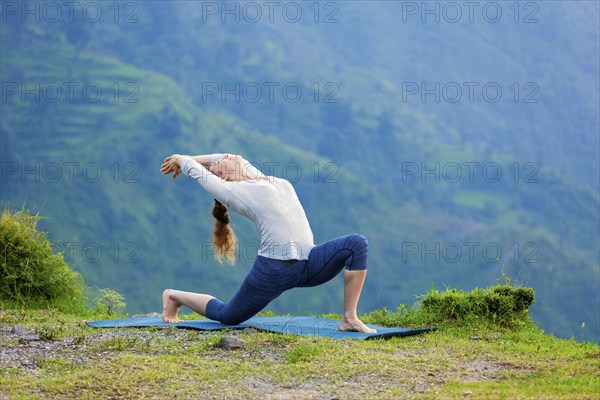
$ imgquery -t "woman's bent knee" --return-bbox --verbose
[345,234,368,270]
[349,234,368,249]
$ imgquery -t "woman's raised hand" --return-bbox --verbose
[161,154,183,179]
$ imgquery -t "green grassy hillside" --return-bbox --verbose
[1,306,598,399]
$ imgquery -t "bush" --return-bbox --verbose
[92,288,126,316]
[0,207,86,313]
[420,283,535,328]
[365,283,535,330]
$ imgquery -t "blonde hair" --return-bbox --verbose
[211,199,237,264]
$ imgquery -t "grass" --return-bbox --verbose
[1,306,598,400]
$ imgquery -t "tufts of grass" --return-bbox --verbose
[36,325,63,341]
[285,342,323,364]
[36,356,84,374]
[98,336,140,352]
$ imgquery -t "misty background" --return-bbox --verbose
[1,1,599,342]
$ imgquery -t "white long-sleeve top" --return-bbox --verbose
[180,155,315,260]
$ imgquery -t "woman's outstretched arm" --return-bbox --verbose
[189,154,226,166]
[161,153,225,179]
[190,153,266,180]
[161,154,232,205]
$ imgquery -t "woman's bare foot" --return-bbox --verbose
[162,289,182,323]
[338,316,377,333]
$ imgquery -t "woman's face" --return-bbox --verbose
[209,154,245,181]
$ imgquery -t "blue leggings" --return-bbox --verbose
[205,234,368,325]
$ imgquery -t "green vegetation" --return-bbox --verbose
[420,284,535,328]
[91,288,127,316]
[0,207,86,313]
[0,206,128,322]
[367,282,536,333]
[1,301,598,399]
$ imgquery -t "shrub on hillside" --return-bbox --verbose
[0,207,86,312]
[92,287,126,316]
[366,282,535,330]
[420,283,535,327]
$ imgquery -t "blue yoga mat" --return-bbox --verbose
[86,316,437,340]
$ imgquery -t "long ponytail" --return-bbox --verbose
[212,199,237,264]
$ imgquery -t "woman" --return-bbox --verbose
[160,153,376,333]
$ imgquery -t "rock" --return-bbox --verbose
[216,336,245,350]
[18,334,41,344]
[13,326,34,335]
[464,390,473,397]
[1,324,35,336]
